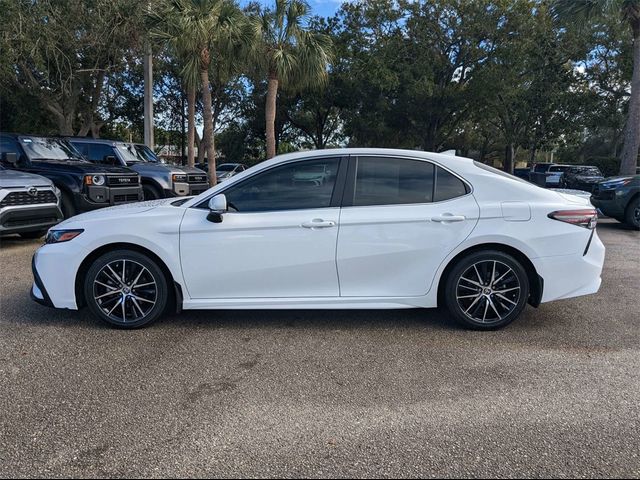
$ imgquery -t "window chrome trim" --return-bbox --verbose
[192,152,474,211]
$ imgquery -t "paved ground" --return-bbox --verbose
[0,219,638,478]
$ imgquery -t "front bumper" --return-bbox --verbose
[0,204,63,235]
[75,185,144,211]
[31,254,54,307]
[590,195,625,219]
[166,182,210,197]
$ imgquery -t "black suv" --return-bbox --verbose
[0,134,143,218]
[560,166,605,192]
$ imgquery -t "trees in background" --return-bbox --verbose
[247,0,333,158]
[0,0,637,173]
[553,0,640,176]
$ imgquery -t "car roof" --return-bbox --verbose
[66,137,119,145]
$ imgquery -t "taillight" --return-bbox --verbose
[548,209,598,229]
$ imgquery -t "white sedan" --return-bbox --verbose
[31,149,604,330]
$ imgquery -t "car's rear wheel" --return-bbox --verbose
[84,250,168,328]
[444,250,529,330]
[624,196,640,230]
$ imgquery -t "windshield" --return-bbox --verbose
[134,144,159,162]
[534,164,551,173]
[576,167,602,176]
[217,164,237,172]
[116,143,146,164]
[19,137,85,162]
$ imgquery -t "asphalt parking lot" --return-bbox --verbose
[0,219,638,478]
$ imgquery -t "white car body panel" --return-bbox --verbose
[31,148,605,314]
[336,195,480,297]
[179,207,341,298]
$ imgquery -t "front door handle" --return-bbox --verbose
[301,219,336,229]
[431,214,466,223]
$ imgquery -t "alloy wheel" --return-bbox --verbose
[92,259,158,323]
[455,260,521,324]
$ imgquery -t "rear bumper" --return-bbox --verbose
[0,204,63,235]
[533,230,605,303]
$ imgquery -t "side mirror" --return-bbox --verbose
[3,152,18,165]
[105,155,119,166]
[207,194,227,223]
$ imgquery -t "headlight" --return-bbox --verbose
[602,177,633,188]
[85,174,106,186]
[172,174,187,183]
[45,229,84,244]
[53,185,61,197]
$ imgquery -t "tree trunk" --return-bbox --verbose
[619,25,640,175]
[200,52,217,186]
[200,68,217,186]
[505,143,515,174]
[187,86,196,168]
[265,73,279,159]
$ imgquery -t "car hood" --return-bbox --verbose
[54,198,182,228]
[128,163,206,176]
[30,159,136,175]
[0,169,54,188]
[599,175,639,185]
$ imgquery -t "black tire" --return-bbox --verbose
[443,250,530,330]
[60,192,76,218]
[83,249,169,328]
[19,230,47,239]
[142,184,162,200]
[624,196,640,230]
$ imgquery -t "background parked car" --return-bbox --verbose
[68,138,209,200]
[0,164,63,238]
[560,166,605,192]
[591,175,640,229]
[528,163,572,187]
[513,167,531,181]
[215,163,247,182]
[0,134,142,218]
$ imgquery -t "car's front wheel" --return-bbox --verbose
[444,250,530,330]
[84,249,169,328]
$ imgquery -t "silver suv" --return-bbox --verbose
[0,165,63,239]
[68,138,210,200]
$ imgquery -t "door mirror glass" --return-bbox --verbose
[207,194,227,223]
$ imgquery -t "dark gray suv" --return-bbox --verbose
[68,138,209,200]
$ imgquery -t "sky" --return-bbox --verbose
[239,0,343,19]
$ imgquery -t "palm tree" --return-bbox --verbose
[554,0,640,175]
[148,0,250,183]
[250,0,332,159]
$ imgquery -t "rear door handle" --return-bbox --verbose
[431,214,466,223]
[301,219,336,229]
